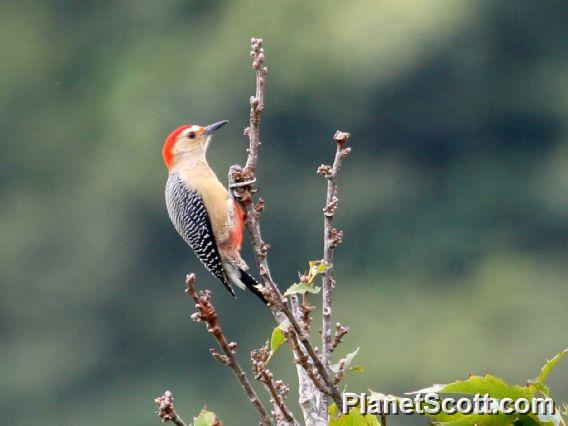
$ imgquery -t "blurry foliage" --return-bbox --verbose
[1,1,567,425]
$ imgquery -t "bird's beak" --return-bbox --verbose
[204,120,229,136]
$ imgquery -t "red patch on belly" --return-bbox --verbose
[230,201,245,250]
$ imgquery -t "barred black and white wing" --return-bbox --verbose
[165,172,235,296]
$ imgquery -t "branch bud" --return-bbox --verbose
[333,130,351,146]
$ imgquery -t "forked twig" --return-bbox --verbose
[252,342,298,425]
[185,274,273,426]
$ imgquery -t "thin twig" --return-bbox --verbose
[229,37,344,417]
[332,322,350,353]
[320,130,351,415]
[154,391,187,426]
[185,274,273,426]
[244,37,267,173]
[252,342,298,425]
[332,358,347,387]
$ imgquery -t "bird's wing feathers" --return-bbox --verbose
[165,173,235,296]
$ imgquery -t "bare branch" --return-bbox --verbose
[321,130,351,414]
[185,274,273,426]
[251,342,298,425]
[228,38,345,420]
[154,391,187,426]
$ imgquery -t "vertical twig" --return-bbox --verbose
[185,274,273,426]
[244,37,266,173]
[319,131,351,415]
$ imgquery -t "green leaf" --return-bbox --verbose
[316,262,329,274]
[515,414,551,426]
[193,407,219,426]
[328,403,379,426]
[283,282,321,296]
[367,391,557,425]
[306,260,328,283]
[526,348,568,398]
[534,348,567,386]
[408,350,568,425]
[409,374,533,400]
[348,365,365,373]
[331,347,360,374]
[267,326,286,364]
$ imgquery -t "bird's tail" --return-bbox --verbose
[237,268,267,303]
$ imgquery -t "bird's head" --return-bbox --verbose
[162,120,228,169]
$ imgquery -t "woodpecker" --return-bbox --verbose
[163,120,263,300]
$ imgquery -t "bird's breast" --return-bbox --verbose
[171,168,233,244]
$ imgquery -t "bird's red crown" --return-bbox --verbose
[162,124,202,169]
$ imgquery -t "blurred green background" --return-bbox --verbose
[1,1,567,425]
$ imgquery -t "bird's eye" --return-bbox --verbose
[188,132,196,139]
